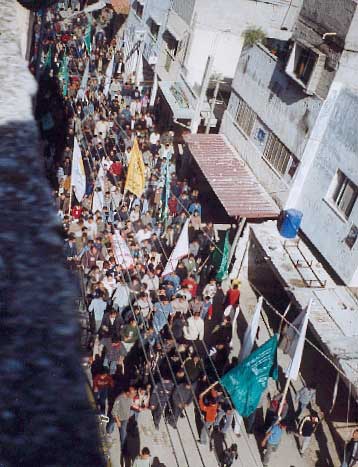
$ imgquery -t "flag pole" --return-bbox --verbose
[277,377,291,419]
[278,299,312,418]
[200,381,219,398]
[68,185,73,217]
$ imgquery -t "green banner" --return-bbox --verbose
[84,22,92,54]
[59,54,69,97]
[216,230,230,281]
[44,45,52,70]
[221,334,278,417]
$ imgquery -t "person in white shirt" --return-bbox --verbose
[145,112,153,129]
[135,226,152,245]
[183,312,205,341]
[142,270,159,292]
[149,131,160,152]
[95,117,109,139]
[102,272,117,297]
[112,280,131,312]
[89,293,108,332]
[125,147,132,165]
[85,216,97,240]
[203,279,217,300]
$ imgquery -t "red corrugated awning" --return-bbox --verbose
[111,0,130,14]
[183,134,280,219]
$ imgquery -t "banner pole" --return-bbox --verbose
[278,377,291,419]
[68,185,73,217]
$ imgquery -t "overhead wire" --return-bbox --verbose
[58,17,193,467]
[60,8,357,461]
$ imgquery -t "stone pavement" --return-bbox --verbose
[108,403,264,467]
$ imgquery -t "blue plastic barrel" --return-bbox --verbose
[279,209,303,239]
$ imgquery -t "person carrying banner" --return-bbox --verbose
[261,420,287,466]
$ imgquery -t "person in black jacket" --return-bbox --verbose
[344,429,358,466]
[298,412,319,455]
[149,378,174,430]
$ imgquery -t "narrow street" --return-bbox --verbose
[4,1,358,467]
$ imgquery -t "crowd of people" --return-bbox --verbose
[35,2,241,466]
[30,2,358,467]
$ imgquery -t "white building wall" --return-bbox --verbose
[184,27,243,93]
[287,83,358,285]
[15,2,31,60]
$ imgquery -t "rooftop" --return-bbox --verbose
[183,134,280,219]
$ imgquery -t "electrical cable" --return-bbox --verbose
[52,14,190,467]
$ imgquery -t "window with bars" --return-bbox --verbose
[330,170,358,218]
[263,133,294,176]
[133,1,143,18]
[149,19,160,40]
[235,98,256,136]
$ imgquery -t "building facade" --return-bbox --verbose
[221,0,358,285]
[124,0,302,132]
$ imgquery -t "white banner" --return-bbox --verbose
[162,219,189,276]
[76,59,89,101]
[84,0,106,13]
[71,137,86,203]
[239,296,263,362]
[112,230,134,269]
[104,54,114,97]
[285,299,312,381]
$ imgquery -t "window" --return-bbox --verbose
[235,97,256,136]
[293,45,317,85]
[330,170,358,218]
[164,31,178,58]
[263,133,295,176]
[149,19,160,40]
[133,1,143,18]
[345,225,358,249]
[286,43,318,86]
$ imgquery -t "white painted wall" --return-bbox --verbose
[287,83,358,285]
[184,27,243,92]
[15,2,31,60]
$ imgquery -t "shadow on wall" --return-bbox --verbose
[0,119,105,466]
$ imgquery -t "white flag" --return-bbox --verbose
[71,137,86,203]
[285,299,312,380]
[112,230,134,269]
[162,219,189,276]
[239,296,263,362]
[76,59,89,101]
[84,0,106,13]
[104,55,115,97]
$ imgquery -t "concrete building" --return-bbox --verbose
[124,0,302,132]
[221,0,358,285]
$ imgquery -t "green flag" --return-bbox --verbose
[44,45,52,70]
[59,54,69,97]
[221,334,278,417]
[216,230,230,281]
[84,22,92,54]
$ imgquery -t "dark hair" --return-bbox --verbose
[142,447,150,456]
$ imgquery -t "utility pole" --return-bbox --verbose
[205,78,224,134]
[190,54,214,134]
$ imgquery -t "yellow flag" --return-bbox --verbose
[124,138,146,197]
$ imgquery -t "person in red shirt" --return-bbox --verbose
[181,273,198,297]
[93,368,114,414]
[199,388,219,445]
[71,204,82,220]
[109,160,123,185]
[226,283,240,306]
